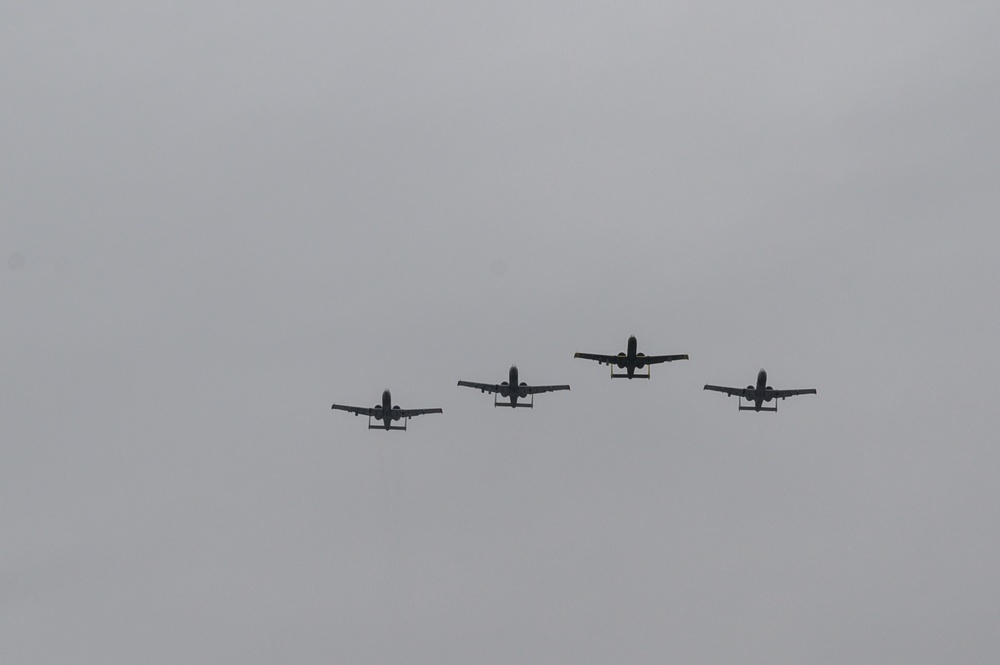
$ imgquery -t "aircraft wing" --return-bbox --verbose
[457,380,502,394]
[573,352,618,365]
[574,352,689,365]
[398,407,444,418]
[640,353,689,364]
[770,388,817,399]
[523,384,571,395]
[331,403,375,416]
[703,385,745,397]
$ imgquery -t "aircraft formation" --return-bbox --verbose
[331,335,816,430]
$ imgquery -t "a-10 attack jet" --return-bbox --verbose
[703,369,816,412]
[574,335,689,379]
[457,365,570,409]
[331,389,443,430]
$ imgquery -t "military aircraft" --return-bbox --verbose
[574,335,689,379]
[457,365,570,408]
[331,389,443,430]
[704,369,816,412]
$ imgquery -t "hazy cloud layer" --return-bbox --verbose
[3,2,999,663]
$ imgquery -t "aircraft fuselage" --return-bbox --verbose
[744,369,773,411]
[499,364,529,407]
[616,335,642,378]
[374,389,401,429]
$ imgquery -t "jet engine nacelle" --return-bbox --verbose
[392,406,402,420]
[616,352,627,368]
[763,388,774,401]
[745,385,756,398]
[500,381,509,397]
[518,382,528,398]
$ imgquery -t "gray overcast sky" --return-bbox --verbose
[3,2,999,663]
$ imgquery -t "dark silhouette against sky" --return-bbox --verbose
[3,3,999,663]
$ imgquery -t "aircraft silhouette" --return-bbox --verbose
[704,369,816,412]
[331,389,443,430]
[457,365,570,408]
[574,335,688,379]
